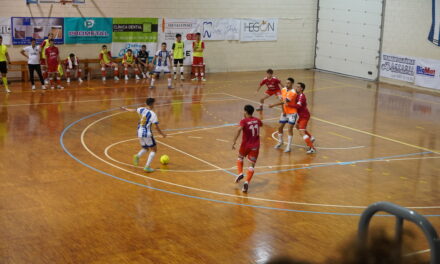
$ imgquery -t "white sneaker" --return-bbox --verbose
[284,148,291,153]
[41,85,47,90]
[191,77,198,81]
[78,78,83,83]
[57,85,64,90]
[168,85,173,89]
[124,75,129,81]
[44,79,49,85]
[274,143,283,149]
[32,85,36,90]
[51,86,55,90]
[5,88,11,93]
[102,76,106,81]
[173,75,177,80]
[306,148,316,154]
[180,75,185,80]
[66,78,71,83]
[202,77,206,82]
[114,76,119,81]
[135,75,140,80]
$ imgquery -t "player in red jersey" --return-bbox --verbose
[294,82,316,154]
[255,69,283,111]
[40,33,54,84]
[44,39,63,89]
[232,105,263,193]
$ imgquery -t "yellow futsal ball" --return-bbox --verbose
[160,155,170,165]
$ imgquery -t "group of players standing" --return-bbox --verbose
[0,32,207,92]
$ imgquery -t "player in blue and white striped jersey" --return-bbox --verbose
[121,98,166,173]
[150,42,173,89]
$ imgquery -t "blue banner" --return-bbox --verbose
[11,17,64,45]
[428,0,440,46]
[65,17,112,44]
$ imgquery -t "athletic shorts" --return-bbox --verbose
[279,113,298,125]
[139,136,156,149]
[296,116,310,130]
[239,145,259,163]
[102,62,114,67]
[123,62,136,67]
[265,89,281,97]
[154,65,171,74]
[47,63,58,74]
[174,58,184,65]
[192,56,203,66]
[0,61,7,74]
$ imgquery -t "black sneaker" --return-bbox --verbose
[242,182,249,193]
[235,174,244,183]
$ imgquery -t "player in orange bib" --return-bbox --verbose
[269,77,298,153]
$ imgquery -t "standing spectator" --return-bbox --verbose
[21,38,46,90]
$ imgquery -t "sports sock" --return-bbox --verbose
[101,67,106,77]
[146,151,156,167]
[137,148,147,157]
[305,131,312,138]
[237,158,243,175]
[2,77,8,89]
[66,69,71,78]
[168,78,172,86]
[287,135,293,148]
[151,78,155,86]
[56,77,61,85]
[124,68,128,76]
[173,66,177,75]
[246,167,255,182]
[303,135,314,148]
[180,66,184,74]
[278,133,283,144]
[114,67,119,76]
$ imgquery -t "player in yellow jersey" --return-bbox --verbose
[192,33,206,81]
[40,33,54,84]
[0,36,11,93]
[99,45,119,81]
[122,49,140,81]
[172,33,185,80]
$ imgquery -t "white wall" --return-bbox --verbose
[0,0,317,73]
[380,0,440,87]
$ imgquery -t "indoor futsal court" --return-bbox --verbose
[1,0,440,264]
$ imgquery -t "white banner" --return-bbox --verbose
[158,18,198,66]
[240,18,278,42]
[380,53,416,82]
[197,19,240,41]
[111,42,157,60]
[0,17,11,45]
[414,58,440,90]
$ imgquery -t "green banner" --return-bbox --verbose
[112,18,158,42]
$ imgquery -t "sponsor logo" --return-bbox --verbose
[416,66,436,77]
[84,19,95,29]
[243,20,275,32]
[166,22,194,29]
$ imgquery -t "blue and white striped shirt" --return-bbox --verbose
[155,50,171,67]
[136,107,159,138]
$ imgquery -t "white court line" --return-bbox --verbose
[77,103,440,209]
[404,249,430,257]
[216,139,229,143]
[222,93,440,155]
[1,93,228,107]
[188,136,203,139]
[271,131,365,150]
[103,138,440,173]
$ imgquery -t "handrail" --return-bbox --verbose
[358,201,440,264]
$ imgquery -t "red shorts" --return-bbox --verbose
[40,58,46,65]
[265,89,281,97]
[192,56,204,66]
[47,63,58,73]
[101,62,115,67]
[296,116,310,130]
[239,144,259,163]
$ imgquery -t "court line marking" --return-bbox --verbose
[103,139,440,173]
[0,93,231,107]
[222,93,440,155]
[79,109,440,210]
[271,131,365,150]
[404,249,430,257]
[60,110,440,216]
[216,139,229,143]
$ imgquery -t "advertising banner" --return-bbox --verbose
[196,19,240,41]
[111,42,157,60]
[112,18,158,43]
[0,17,11,45]
[380,53,416,82]
[240,18,278,42]
[414,58,440,90]
[11,17,64,45]
[158,18,198,65]
[64,17,112,44]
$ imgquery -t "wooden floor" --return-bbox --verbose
[1,70,439,263]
